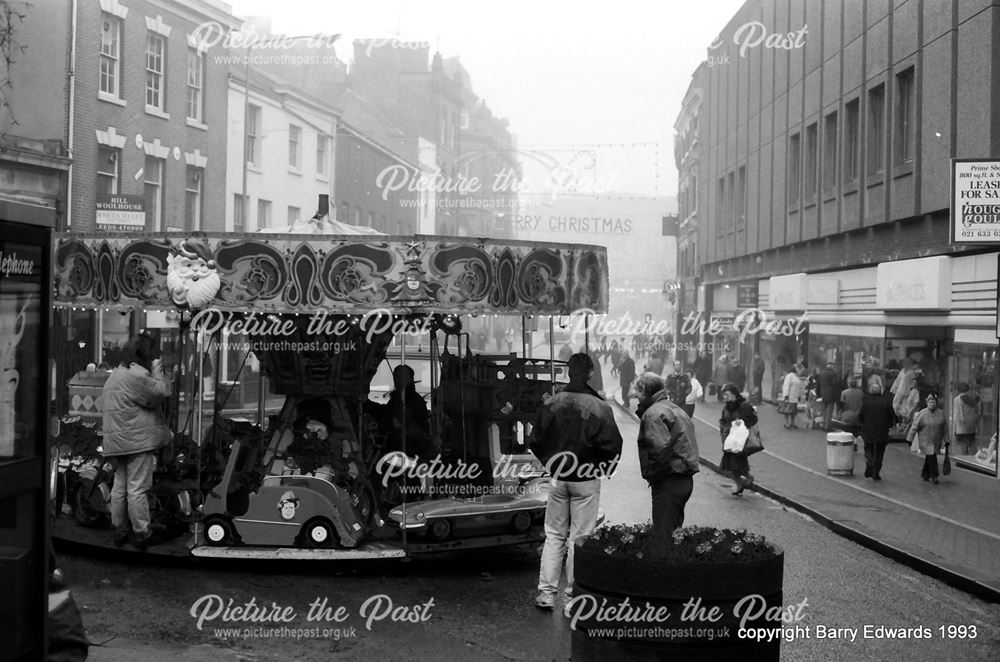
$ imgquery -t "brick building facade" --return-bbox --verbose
[682,0,1000,474]
[70,0,238,231]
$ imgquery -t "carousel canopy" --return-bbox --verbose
[53,231,609,316]
[259,214,383,236]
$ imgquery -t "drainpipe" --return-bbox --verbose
[65,0,78,228]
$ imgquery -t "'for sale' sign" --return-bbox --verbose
[951,158,1000,244]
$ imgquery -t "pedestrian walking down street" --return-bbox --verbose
[665,360,692,409]
[839,375,865,449]
[750,352,766,404]
[634,373,700,551]
[858,375,896,480]
[907,393,950,484]
[818,361,842,431]
[719,383,757,495]
[102,333,172,549]
[952,383,981,455]
[779,364,802,429]
[529,353,623,611]
[694,352,712,402]
[683,369,702,419]
[618,350,637,408]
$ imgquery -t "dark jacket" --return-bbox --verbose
[618,357,636,384]
[720,395,757,442]
[530,382,623,481]
[665,372,692,406]
[858,392,897,444]
[818,367,841,402]
[636,390,700,481]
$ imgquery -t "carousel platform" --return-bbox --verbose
[52,512,544,561]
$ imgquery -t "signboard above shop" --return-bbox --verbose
[951,158,1000,245]
[875,256,951,310]
[768,273,807,310]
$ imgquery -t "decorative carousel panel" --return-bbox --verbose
[52,233,608,315]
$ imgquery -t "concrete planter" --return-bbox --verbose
[570,541,784,662]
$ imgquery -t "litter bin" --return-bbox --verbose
[826,431,855,475]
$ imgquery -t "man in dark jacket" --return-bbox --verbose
[750,353,766,403]
[635,373,699,549]
[858,375,897,480]
[664,360,691,408]
[618,350,637,407]
[530,353,623,611]
[818,362,842,431]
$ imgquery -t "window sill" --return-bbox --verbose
[892,162,914,179]
[841,180,859,195]
[246,163,262,174]
[288,167,303,176]
[315,174,330,183]
[186,118,208,131]
[145,106,170,120]
[98,92,126,107]
[865,173,884,188]
[822,190,838,203]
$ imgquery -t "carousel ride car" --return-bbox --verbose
[50,199,609,559]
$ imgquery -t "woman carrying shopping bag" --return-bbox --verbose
[720,383,758,495]
[906,393,950,484]
[778,364,802,429]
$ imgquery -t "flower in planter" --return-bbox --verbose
[582,522,777,563]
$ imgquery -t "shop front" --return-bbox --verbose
[760,274,810,400]
[951,329,998,476]
[807,323,885,389]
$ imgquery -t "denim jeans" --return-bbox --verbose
[537,478,601,598]
[109,451,156,536]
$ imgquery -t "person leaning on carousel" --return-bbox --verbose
[906,392,950,484]
[529,353,623,611]
[365,364,436,461]
[719,382,757,495]
[101,332,172,549]
[634,373,700,548]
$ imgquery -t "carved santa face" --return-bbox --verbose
[167,240,220,309]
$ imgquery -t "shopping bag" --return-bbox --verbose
[723,419,749,453]
[942,445,952,476]
[776,401,797,415]
[740,425,765,457]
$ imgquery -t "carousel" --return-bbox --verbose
[49,203,609,560]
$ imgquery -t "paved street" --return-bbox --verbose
[60,356,1000,661]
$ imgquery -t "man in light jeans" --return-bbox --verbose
[529,353,623,611]
[102,333,171,549]
[538,479,602,608]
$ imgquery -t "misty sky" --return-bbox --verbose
[230,0,747,199]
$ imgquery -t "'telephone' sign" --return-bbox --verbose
[951,158,1000,244]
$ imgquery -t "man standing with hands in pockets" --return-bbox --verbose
[530,353,623,611]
